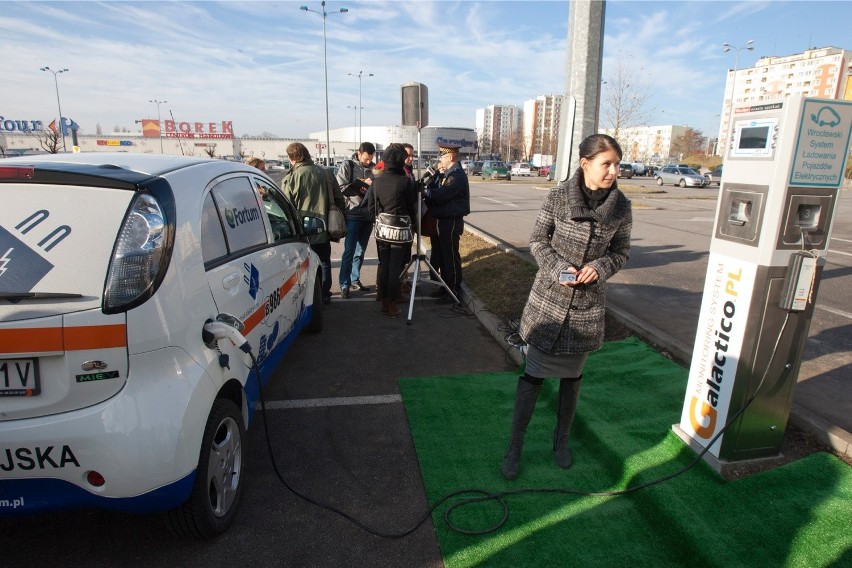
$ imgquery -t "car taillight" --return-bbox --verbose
[103,193,167,313]
[0,166,35,179]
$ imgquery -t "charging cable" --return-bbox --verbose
[205,309,795,538]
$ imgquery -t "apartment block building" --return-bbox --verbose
[600,124,691,164]
[475,104,521,158]
[522,94,564,159]
[717,46,852,156]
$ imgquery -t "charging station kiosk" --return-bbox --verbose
[673,96,852,471]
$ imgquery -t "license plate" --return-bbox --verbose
[0,358,41,396]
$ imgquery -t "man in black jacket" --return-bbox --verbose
[424,142,470,304]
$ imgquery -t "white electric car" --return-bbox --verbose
[0,153,324,537]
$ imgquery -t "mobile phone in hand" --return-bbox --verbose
[559,270,577,284]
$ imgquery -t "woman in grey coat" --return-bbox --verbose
[502,134,632,480]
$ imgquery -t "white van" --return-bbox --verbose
[0,153,324,537]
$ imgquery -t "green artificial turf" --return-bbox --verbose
[399,337,852,567]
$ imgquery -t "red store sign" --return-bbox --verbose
[164,120,233,138]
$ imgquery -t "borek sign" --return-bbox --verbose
[678,252,755,456]
[140,118,234,139]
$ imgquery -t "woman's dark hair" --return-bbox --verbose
[381,143,407,170]
[358,141,376,155]
[578,134,622,161]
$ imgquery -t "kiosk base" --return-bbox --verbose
[671,424,784,479]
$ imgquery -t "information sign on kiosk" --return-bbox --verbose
[673,96,852,472]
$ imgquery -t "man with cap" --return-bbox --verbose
[424,142,470,304]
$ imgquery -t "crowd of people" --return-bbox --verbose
[256,140,470,318]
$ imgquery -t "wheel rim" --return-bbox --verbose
[206,415,242,517]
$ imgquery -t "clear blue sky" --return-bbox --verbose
[2,1,850,141]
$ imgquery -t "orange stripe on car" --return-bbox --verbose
[0,324,127,355]
[243,257,312,335]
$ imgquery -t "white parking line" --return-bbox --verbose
[832,237,852,243]
[828,249,852,257]
[256,394,402,411]
[643,198,709,210]
[480,196,519,207]
[816,304,852,320]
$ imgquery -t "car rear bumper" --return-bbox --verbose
[0,347,218,515]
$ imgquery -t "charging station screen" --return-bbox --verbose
[731,117,778,158]
[739,126,770,149]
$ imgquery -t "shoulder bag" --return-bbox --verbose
[324,169,347,242]
[373,186,413,245]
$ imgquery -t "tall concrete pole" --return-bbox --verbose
[555,0,605,182]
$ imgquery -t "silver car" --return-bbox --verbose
[655,166,708,188]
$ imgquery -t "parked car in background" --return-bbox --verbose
[618,163,634,179]
[469,161,484,176]
[510,162,534,176]
[481,160,511,180]
[631,162,647,176]
[546,164,558,181]
[461,160,472,173]
[655,165,709,188]
[0,153,325,537]
[705,166,723,186]
[538,164,551,176]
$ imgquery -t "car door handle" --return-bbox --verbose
[260,249,276,262]
[222,273,241,289]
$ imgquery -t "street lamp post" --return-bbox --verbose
[722,40,754,159]
[149,99,167,153]
[347,70,373,144]
[40,66,69,152]
[347,105,359,139]
[301,1,348,166]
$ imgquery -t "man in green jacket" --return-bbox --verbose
[282,142,346,305]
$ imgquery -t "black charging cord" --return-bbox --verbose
[245,310,793,537]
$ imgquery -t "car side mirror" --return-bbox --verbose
[302,215,326,236]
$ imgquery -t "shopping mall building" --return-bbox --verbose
[0,114,477,165]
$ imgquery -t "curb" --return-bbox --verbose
[462,224,852,461]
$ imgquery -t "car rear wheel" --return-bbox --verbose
[307,272,323,333]
[167,398,246,539]
[679,179,687,188]
[656,177,663,186]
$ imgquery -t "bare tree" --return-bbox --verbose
[671,128,707,159]
[36,128,62,153]
[541,130,559,159]
[509,129,525,162]
[203,147,216,158]
[601,54,655,139]
[477,132,492,158]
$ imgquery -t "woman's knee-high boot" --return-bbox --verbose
[502,376,543,480]
[553,376,582,469]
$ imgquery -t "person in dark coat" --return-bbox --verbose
[365,143,417,318]
[423,142,470,304]
[502,134,633,480]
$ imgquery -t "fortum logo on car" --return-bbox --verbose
[225,206,261,229]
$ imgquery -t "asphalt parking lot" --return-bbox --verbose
[2,248,515,567]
